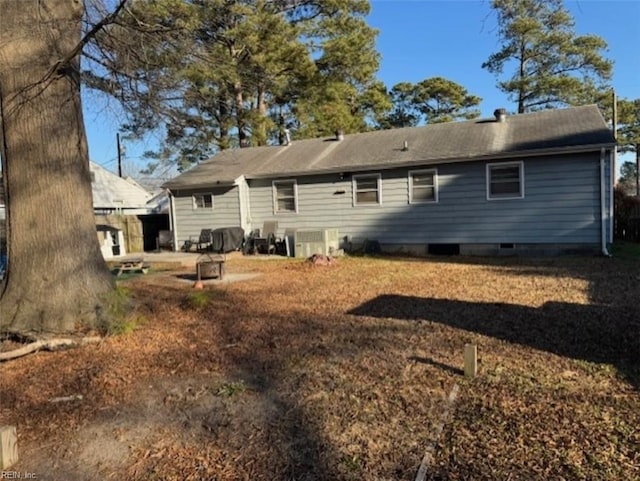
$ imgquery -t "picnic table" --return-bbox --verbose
[114,258,151,276]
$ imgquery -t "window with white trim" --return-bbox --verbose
[409,169,438,203]
[487,162,524,199]
[273,180,298,213]
[193,193,214,209]
[353,174,381,205]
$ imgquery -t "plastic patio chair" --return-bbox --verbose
[254,221,279,255]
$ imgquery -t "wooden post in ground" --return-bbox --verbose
[0,425,18,469]
[464,344,478,378]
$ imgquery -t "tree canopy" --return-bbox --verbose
[378,77,481,129]
[618,161,637,196]
[83,0,388,171]
[617,98,640,195]
[483,0,612,113]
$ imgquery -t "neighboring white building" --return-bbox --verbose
[90,162,154,215]
[90,162,169,258]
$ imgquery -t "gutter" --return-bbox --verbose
[600,148,611,256]
[162,181,237,192]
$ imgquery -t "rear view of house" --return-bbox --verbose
[164,105,616,256]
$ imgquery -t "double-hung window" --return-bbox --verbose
[273,180,298,214]
[193,193,214,209]
[353,174,381,206]
[487,162,524,200]
[409,169,438,203]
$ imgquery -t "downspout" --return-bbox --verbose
[169,190,178,252]
[600,148,610,256]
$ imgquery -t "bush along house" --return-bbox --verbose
[163,105,616,256]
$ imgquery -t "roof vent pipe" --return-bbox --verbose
[494,108,507,123]
[402,140,408,151]
[335,129,344,141]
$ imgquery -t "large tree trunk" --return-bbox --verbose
[217,96,231,150]
[234,81,249,148]
[254,87,268,147]
[517,41,527,114]
[0,0,115,334]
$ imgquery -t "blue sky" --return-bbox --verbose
[84,0,640,178]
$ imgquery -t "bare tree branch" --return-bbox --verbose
[54,0,130,75]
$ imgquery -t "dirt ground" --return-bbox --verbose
[1,254,639,480]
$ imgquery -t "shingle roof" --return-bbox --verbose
[90,162,153,209]
[164,105,615,190]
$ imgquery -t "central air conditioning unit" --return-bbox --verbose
[294,229,340,258]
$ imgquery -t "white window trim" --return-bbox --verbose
[352,173,382,206]
[272,179,299,214]
[486,161,524,200]
[192,193,214,210]
[409,168,438,204]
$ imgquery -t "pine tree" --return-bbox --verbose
[377,82,420,129]
[378,78,481,129]
[483,0,612,113]
[617,99,640,196]
[85,0,386,170]
[413,77,481,123]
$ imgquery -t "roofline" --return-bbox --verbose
[245,142,616,180]
[163,180,237,191]
[162,141,616,188]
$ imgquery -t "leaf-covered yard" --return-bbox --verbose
[1,254,639,480]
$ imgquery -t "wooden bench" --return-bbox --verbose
[114,258,151,276]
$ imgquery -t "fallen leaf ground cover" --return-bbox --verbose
[1,254,638,480]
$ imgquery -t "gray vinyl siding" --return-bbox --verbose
[172,186,241,245]
[247,152,610,246]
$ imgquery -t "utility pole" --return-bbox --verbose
[612,90,617,185]
[116,133,123,178]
